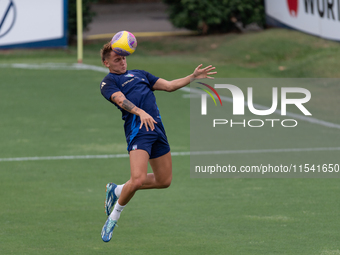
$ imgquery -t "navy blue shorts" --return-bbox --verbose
[127,123,170,159]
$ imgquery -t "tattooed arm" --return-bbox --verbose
[110,91,157,131]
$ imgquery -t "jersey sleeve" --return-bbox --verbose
[100,75,120,103]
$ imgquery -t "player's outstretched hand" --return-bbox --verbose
[139,110,157,131]
[193,64,217,80]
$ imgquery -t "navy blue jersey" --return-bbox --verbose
[100,69,161,144]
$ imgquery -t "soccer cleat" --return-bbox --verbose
[105,183,118,216]
[101,217,118,242]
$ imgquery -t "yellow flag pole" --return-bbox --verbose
[76,0,83,63]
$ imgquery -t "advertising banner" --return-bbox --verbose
[0,0,67,49]
[265,0,340,41]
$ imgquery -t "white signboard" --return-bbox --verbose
[265,0,340,41]
[0,0,67,48]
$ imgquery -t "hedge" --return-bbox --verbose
[163,0,265,34]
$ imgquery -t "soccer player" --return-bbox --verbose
[99,42,216,242]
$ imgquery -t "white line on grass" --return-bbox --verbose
[0,63,109,73]
[1,63,340,130]
[1,147,340,162]
[1,63,339,162]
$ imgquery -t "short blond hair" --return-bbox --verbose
[100,42,112,64]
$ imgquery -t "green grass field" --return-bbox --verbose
[1,28,340,255]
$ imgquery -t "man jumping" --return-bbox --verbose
[99,41,216,242]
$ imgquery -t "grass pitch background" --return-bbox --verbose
[1,29,340,254]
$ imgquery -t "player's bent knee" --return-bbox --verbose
[159,176,172,189]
